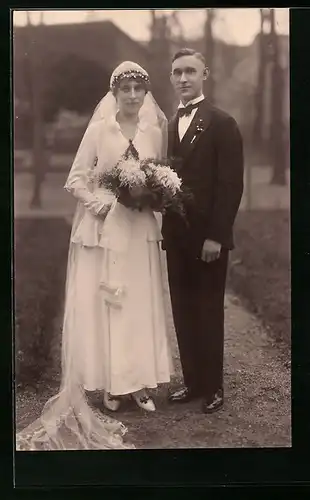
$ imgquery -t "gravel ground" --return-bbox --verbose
[15,283,291,449]
[227,209,290,345]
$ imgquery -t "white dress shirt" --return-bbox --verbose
[178,94,205,141]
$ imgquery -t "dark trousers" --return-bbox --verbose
[166,245,228,400]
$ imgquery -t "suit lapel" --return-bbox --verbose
[168,112,178,158]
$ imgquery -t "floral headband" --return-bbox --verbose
[110,69,150,91]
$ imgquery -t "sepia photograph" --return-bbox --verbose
[13,8,290,452]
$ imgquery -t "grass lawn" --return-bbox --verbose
[227,209,290,345]
[14,218,71,388]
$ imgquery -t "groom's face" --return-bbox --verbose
[171,55,207,104]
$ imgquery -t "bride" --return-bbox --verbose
[16,61,173,451]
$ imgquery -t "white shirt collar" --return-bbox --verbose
[178,94,205,109]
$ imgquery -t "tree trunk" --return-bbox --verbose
[270,64,286,185]
[252,12,265,151]
[26,15,45,208]
[149,12,173,117]
[205,9,215,103]
[30,89,45,208]
[269,10,286,185]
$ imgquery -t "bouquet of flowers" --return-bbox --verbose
[141,158,191,216]
[98,144,191,216]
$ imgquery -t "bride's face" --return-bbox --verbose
[116,78,147,116]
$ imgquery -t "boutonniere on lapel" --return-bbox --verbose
[190,119,204,144]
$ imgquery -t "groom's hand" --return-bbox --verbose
[201,239,221,263]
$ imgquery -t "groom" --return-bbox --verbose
[162,48,244,413]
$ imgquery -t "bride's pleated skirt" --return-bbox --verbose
[66,201,173,395]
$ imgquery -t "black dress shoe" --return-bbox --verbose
[202,390,224,414]
[168,387,201,403]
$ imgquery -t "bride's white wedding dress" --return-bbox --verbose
[66,116,173,395]
[16,115,173,451]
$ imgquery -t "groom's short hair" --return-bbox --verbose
[172,48,206,67]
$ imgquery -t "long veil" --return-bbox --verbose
[16,81,168,451]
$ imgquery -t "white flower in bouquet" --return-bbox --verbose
[145,162,157,173]
[153,165,182,195]
[117,159,146,187]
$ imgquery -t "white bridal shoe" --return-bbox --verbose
[132,392,156,412]
[103,391,121,412]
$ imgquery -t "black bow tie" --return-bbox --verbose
[177,102,201,118]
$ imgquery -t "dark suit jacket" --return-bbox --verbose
[162,99,244,258]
